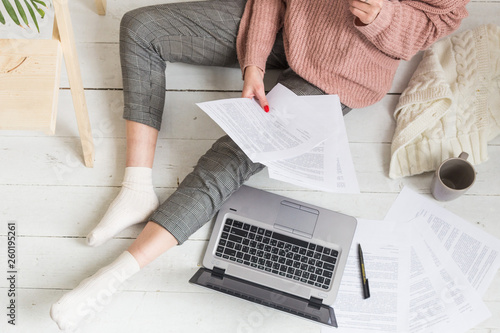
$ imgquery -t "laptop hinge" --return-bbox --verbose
[308,296,323,309]
[211,267,226,280]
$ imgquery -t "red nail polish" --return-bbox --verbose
[264,105,269,112]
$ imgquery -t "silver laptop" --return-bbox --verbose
[189,185,357,327]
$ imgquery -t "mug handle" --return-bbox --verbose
[459,152,469,160]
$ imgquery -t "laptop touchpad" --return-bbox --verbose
[274,201,319,238]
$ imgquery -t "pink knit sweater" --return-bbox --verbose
[236,0,469,108]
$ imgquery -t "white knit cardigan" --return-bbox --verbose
[389,24,500,178]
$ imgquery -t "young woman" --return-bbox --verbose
[50,0,469,330]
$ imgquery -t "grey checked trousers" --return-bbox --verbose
[119,0,351,244]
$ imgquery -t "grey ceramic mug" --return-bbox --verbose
[431,152,476,201]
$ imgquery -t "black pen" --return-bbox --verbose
[358,244,370,299]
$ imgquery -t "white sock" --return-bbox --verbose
[87,167,159,247]
[50,251,140,331]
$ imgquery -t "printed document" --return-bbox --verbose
[266,95,359,193]
[196,84,332,163]
[322,219,411,333]
[196,84,359,193]
[408,217,491,333]
[385,187,500,295]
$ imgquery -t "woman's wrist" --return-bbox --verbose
[244,65,264,80]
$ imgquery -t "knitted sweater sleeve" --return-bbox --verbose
[356,0,469,60]
[236,0,285,76]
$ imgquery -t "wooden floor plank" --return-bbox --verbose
[0,90,399,144]
[1,88,497,150]
[1,136,499,195]
[0,90,397,142]
[0,287,321,333]
[1,186,499,239]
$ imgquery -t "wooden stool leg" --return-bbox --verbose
[95,0,107,16]
[53,0,94,167]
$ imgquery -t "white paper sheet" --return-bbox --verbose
[266,95,359,193]
[196,84,332,162]
[385,187,500,295]
[322,219,411,333]
[196,84,359,193]
[408,217,491,333]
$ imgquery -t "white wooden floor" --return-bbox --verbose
[0,1,499,332]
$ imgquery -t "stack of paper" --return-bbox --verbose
[196,84,359,193]
[323,187,500,333]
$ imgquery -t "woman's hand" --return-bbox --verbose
[348,0,384,26]
[242,65,269,112]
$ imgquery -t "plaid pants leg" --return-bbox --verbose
[120,0,248,130]
[149,135,265,244]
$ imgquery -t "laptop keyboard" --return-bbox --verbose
[215,218,338,290]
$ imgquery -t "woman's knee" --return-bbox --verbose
[120,7,156,45]
[203,136,265,179]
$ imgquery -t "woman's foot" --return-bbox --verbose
[50,251,140,331]
[87,167,159,247]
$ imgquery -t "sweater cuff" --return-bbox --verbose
[240,63,266,80]
[355,1,394,39]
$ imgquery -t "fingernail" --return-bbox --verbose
[264,105,269,113]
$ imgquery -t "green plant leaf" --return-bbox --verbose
[14,0,29,27]
[30,0,44,18]
[31,0,46,7]
[1,0,47,31]
[24,0,38,32]
[1,0,21,26]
